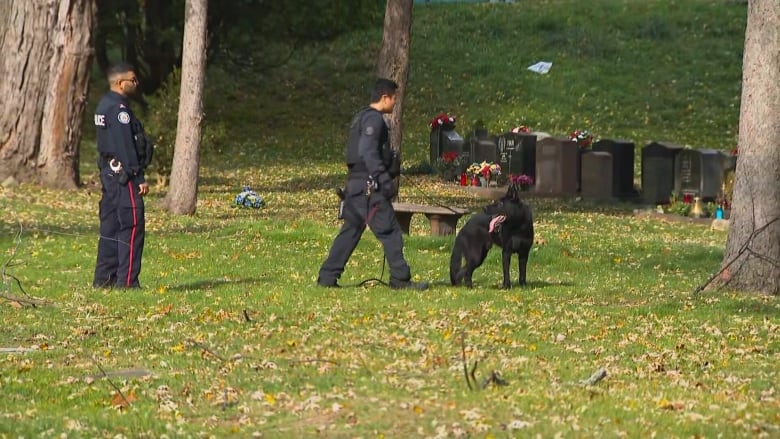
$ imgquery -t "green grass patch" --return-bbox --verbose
[3,0,778,437]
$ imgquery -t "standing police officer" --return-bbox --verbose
[93,63,152,289]
[317,78,428,290]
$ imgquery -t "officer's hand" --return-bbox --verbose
[138,182,149,197]
[378,174,397,199]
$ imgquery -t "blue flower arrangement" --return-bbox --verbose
[234,186,266,209]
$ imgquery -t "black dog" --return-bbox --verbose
[450,185,534,288]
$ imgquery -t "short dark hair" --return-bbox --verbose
[370,78,398,103]
[106,62,135,82]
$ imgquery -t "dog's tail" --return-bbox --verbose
[450,238,463,285]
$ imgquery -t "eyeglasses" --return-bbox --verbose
[119,77,138,85]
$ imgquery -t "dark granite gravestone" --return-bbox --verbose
[535,137,579,195]
[580,151,614,200]
[429,126,465,166]
[641,141,683,204]
[497,132,537,179]
[592,138,636,198]
[467,128,498,165]
[673,148,725,201]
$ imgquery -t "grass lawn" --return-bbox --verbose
[2,0,778,437]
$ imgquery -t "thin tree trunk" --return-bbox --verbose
[719,0,780,295]
[0,0,95,189]
[162,0,207,215]
[376,0,413,156]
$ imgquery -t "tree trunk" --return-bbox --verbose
[376,0,413,156]
[0,0,96,189]
[162,0,207,215]
[719,0,780,295]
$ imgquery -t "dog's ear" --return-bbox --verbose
[506,184,519,201]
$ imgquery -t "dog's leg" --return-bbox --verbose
[501,250,512,289]
[518,247,531,286]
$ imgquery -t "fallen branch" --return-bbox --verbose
[1,222,50,308]
[460,332,472,391]
[480,370,508,389]
[693,216,779,296]
[0,347,39,354]
[579,367,607,386]
[94,360,131,408]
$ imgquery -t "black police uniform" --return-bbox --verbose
[317,106,415,288]
[92,90,151,289]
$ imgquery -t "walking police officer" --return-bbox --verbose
[93,63,153,289]
[317,78,428,290]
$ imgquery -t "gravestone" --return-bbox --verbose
[497,132,537,179]
[592,138,636,198]
[535,137,579,195]
[429,126,465,167]
[467,128,498,165]
[641,141,683,204]
[673,148,725,201]
[580,151,614,200]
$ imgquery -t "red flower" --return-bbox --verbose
[442,151,459,163]
[429,112,457,129]
[569,129,593,149]
[510,125,531,133]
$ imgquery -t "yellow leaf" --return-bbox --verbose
[413,405,424,414]
[265,393,276,405]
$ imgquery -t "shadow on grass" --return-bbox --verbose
[425,279,573,289]
[720,296,780,316]
[167,277,266,292]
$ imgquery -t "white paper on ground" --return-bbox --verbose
[527,61,553,74]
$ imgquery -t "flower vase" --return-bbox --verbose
[460,173,467,186]
[471,176,479,187]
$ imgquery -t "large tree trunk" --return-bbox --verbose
[719,0,780,295]
[0,0,96,189]
[162,0,207,215]
[376,0,413,156]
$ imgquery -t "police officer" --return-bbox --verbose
[317,78,428,290]
[93,63,152,289]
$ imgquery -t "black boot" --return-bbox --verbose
[389,279,429,291]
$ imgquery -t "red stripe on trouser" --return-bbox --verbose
[126,182,138,287]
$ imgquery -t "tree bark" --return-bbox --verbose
[376,0,413,157]
[162,0,207,215]
[719,0,780,295]
[0,0,96,189]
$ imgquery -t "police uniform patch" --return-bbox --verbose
[118,111,131,124]
[365,126,374,136]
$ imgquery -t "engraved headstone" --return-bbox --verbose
[592,138,636,198]
[580,151,614,200]
[429,126,465,166]
[641,141,683,204]
[535,137,579,195]
[674,148,724,201]
[497,132,537,179]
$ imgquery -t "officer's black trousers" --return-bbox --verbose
[318,179,411,285]
[93,168,145,288]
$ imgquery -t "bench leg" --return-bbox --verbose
[395,212,413,234]
[425,214,461,236]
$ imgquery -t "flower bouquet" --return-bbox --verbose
[467,161,501,187]
[429,112,457,130]
[234,186,266,209]
[510,174,534,191]
[510,125,531,134]
[433,151,462,181]
[569,129,593,149]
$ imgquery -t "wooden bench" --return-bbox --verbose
[392,202,469,236]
